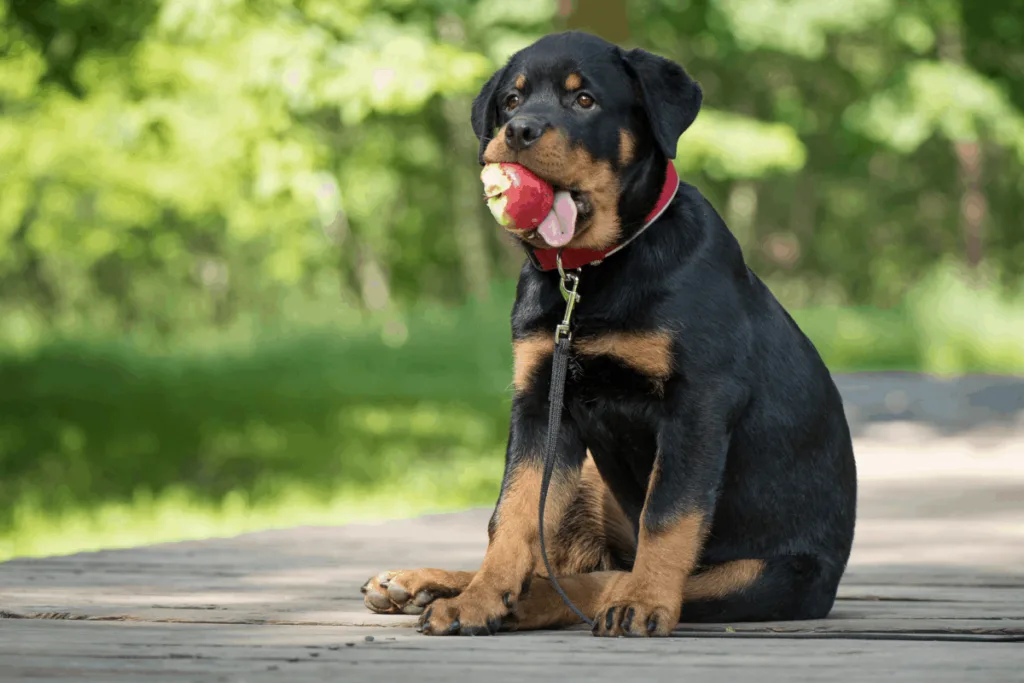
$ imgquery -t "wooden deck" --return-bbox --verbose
[3,374,1024,681]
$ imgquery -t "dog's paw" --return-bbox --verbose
[590,577,680,637]
[360,569,473,615]
[591,601,678,637]
[417,585,518,636]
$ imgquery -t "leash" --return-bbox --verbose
[532,165,679,627]
[531,162,670,623]
[536,252,595,628]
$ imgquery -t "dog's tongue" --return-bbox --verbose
[536,191,577,247]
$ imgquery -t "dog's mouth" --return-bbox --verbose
[518,186,593,248]
[565,189,593,220]
[481,147,596,248]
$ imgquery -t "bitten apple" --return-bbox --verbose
[480,163,555,231]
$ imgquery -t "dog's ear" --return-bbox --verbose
[621,48,702,160]
[470,64,509,165]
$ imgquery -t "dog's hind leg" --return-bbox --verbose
[507,554,839,632]
[541,454,637,576]
[679,554,840,622]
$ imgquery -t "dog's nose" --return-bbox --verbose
[505,117,547,150]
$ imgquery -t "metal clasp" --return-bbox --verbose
[555,251,581,342]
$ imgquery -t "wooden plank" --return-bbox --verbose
[2,621,1023,683]
[2,464,1024,633]
[2,373,1024,680]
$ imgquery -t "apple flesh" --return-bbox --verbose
[480,163,555,231]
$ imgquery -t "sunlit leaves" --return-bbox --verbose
[677,110,807,179]
[325,19,492,124]
[714,0,893,58]
[893,11,936,54]
[846,61,1024,160]
[156,0,246,41]
[3,0,1024,335]
[0,27,45,100]
[468,0,554,30]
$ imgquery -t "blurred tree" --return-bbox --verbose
[1,0,1023,344]
[561,0,631,44]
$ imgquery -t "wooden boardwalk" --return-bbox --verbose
[2,374,1024,681]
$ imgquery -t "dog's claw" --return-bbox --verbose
[622,607,635,633]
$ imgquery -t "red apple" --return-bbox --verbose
[480,163,555,231]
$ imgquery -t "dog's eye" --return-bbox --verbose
[576,93,596,109]
[505,94,520,111]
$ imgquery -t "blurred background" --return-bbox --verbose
[1,0,1022,560]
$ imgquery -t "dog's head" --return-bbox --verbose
[471,31,702,251]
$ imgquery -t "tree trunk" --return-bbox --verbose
[937,21,987,269]
[355,242,392,312]
[954,140,986,269]
[725,180,759,251]
[443,96,493,302]
[559,0,631,45]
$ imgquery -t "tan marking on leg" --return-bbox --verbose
[685,560,765,601]
[634,512,706,595]
[489,465,577,574]
[564,72,582,91]
[591,512,705,636]
[507,571,622,631]
[514,73,527,91]
[420,464,578,634]
[513,333,554,393]
[619,129,635,165]
[510,556,763,632]
[575,331,674,380]
[591,449,710,637]
[548,454,636,575]
[522,560,762,628]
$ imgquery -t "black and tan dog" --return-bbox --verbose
[361,31,857,637]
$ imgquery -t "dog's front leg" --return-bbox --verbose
[418,397,586,635]
[590,383,735,637]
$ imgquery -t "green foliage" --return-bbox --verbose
[4,0,1021,336]
[3,0,1024,557]
[0,294,517,558]
[5,268,1024,559]
[677,110,807,179]
[714,0,894,58]
[847,60,1024,159]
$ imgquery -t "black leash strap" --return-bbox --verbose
[536,254,594,628]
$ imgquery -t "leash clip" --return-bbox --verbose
[555,251,581,342]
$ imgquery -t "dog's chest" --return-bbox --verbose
[565,359,661,512]
[567,329,673,397]
[563,341,666,505]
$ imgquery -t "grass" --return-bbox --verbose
[2,267,1023,560]
[6,457,503,560]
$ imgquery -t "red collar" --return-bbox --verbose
[528,162,679,271]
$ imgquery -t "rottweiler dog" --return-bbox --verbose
[361,31,857,637]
